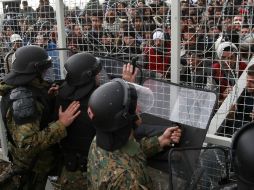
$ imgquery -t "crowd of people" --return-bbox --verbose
[0,0,253,135]
[0,0,254,189]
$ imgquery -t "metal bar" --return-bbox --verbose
[55,0,67,79]
[170,0,181,84]
[170,0,181,116]
[205,134,232,147]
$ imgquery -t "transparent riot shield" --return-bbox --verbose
[168,146,231,190]
[140,79,218,189]
[44,48,65,82]
[96,54,163,85]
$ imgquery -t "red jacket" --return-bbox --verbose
[144,45,171,74]
[212,61,247,98]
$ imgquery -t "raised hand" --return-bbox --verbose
[122,63,138,83]
[58,101,81,127]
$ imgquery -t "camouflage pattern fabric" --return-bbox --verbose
[87,136,161,190]
[56,166,88,190]
[0,160,20,190]
[0,82,67,189]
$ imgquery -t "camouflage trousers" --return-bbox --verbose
[55,166,88,190]
[0,160,49,190]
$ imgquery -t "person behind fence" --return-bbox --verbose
[239,33,254,63]
[212,41,247,105]
[220,64,254,137]
[180,37,216,90]
[87,78,182,189]
[144,28,171,77]
[4,34,23,73]
[0,45,81,190]
[20,0,36,19]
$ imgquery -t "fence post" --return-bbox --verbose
[170,1,181,116]
[55,0,67,79]
[170,0,181,84]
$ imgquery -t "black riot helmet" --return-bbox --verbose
[64,52,102,87]
[231,122,254,189]
[88,78,138,132]
[58,52,102,100]
[87,78,140,151]
[3,45,52,85]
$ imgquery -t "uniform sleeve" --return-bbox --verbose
[7,100,67,153]
[107,170,149,190]
[11,119,66,152]
[139,136,162,158]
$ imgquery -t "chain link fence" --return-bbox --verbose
[0,0,253,189]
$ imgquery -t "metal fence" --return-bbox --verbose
[1,0,253,147]
[2,0,252,189]
[0,0,253,174]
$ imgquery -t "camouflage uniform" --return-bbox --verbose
[57,166,88,190]
[87,136,162,190]
[0,80,67,190]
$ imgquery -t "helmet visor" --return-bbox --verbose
[41,56,54,82]
[126,81,154,113]
[35,56,52,71]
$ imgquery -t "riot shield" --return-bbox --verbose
[42,49,164,85]
[44,48,66,82]
[139,79,217,179]
[45,49,156,86]
[168,146,230,190]
[96,54,164,85]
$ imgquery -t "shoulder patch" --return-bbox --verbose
[10,87,38,124]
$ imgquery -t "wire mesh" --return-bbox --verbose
[0,0,253,138]
[0,0,253,188]
[168,146,232,190]
[178,0,254,139]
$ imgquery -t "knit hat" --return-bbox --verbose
[153,30,164,40]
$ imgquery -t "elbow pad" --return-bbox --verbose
[10,87,38,125]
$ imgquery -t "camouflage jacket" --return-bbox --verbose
[87,136,162,190]
[0,81,67,173]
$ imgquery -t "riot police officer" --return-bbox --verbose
[214,122,254,190]
[0,45,80,190]
[87,78,182,189]
[231,122,254,189]
[56,52,105,189]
